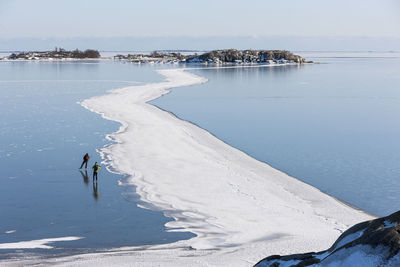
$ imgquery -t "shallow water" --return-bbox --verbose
[152,54,400,217]
[0,61,194,254]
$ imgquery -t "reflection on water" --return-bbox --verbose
[153,56,400,216]
[79,170,90,185]
[79,170,100,201]
[92,180,99,201]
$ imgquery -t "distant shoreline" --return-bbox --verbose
[1,49,312,65]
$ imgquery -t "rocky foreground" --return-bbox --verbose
[255,211,400,266]
[115,49,310,64]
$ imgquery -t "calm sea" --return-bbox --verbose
[152,52,400,217]
[0,60,193,256]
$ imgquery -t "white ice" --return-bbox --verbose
[334,229,365,249]
[0,237,83,249]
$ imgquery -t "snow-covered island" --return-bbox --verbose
[1,48,100,60]
[114,49,312,64]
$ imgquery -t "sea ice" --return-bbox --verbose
[0,67,375,266]
[0,237,83,249]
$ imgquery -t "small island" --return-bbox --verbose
[3,48,100,60]
[115,49,311,64]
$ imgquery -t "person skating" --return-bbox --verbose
[80,153,90,169]
[92,162,101,181]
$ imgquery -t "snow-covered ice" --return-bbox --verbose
[334,229,365,249]
[0,237,83,249]
[1,68,375,266]
[317,245,400,267]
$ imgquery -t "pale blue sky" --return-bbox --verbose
[0,0,399,38]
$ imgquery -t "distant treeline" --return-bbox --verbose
[8,48,100,59]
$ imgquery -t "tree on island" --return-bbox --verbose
[71,49,100,58]
[82,49,100,58]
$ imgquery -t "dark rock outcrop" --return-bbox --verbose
[255,211,400,266]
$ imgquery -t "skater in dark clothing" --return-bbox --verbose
[80,153,90,169]
[92,162,101,181]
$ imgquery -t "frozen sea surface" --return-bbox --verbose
[0,61,194,256]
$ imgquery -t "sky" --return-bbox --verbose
[0,0,399,50]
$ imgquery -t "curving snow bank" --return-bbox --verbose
[75,68,373,265]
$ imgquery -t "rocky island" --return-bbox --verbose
[114,49,311,64]
[3,48,100,60]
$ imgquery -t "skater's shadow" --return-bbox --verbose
[93,180,99,200]
[79,170,90,185]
